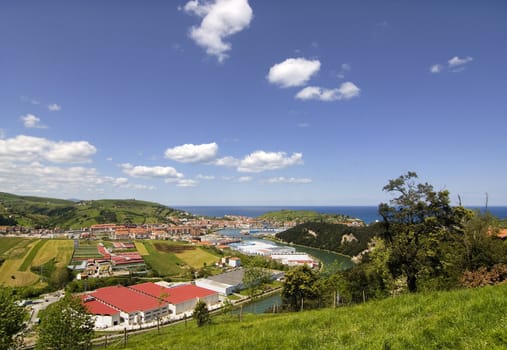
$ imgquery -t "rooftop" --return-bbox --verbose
[129,282,217,304]
[91,285,164,313]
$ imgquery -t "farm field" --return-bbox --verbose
[32,240,74,268]
[0,238,42,287]
[0,238,74,288]
[173,246,219,269]
[140,241,186,277]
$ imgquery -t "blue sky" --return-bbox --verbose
[1,0,506,206]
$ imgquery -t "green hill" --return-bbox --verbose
[258,210,362,225]
[0,192,187,229]
[276,222,383,257]
[107,284,507,350]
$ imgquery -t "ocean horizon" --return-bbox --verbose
[174,206,507,224]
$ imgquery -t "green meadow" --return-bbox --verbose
[106,284,507,350]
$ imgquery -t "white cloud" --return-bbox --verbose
[183,0,253,62]
[20,114,47,129]
[297,122,310,128]
[196,174,215,180]
[448,56,473,68]
[213,156,239,167]
[237,176,252,182]
[121,163,184,179]
[296,82,360,101]
[164,142,218,163]
[0,129,5,139]
[48,103,61,111]
[237,151,303,173]
[176,179,198,187]
[0,135,96,163]
[267,58,321,87]
[266,177,312,184]
[430,64,443,74]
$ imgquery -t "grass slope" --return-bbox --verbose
[0,192,186,229]
[108,285,507,350]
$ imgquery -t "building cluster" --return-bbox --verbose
[81,281,219,329]
[229,240,319,269]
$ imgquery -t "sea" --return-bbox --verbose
[175,206,507,224]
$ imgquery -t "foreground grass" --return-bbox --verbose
[107,284,507,350]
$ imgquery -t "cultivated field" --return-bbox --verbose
[0,238,41,287]
[173,246,219,269]
[0,238,74,287]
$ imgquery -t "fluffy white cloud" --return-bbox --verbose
[237,151,303,173]
[266,177,312,184]
[164,142,218,163]
[48,103,61,111]
[20,114,47,129]
[267,58,321,87]
[121,163,184,179]
[430,64,443,74]
[448,56,473,67]
[183,0,253,62]
[0,135,96,163]
[295,82,360,101]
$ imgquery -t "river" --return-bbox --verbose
[218,229,353,314]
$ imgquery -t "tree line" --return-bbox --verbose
[281,172,507,310]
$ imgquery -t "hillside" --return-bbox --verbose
[0,192,187,229]
[258,210,362,225]
[107,284,507,350]
[276,222,383,257]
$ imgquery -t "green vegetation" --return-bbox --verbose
[37,294,94,350]
[0,192,188,229]
[276,222,382,257]
[19,239,47,271]
[107,284,507,350]
[258,209,360,225]
[0,288,28,350]
[141,241,187,277]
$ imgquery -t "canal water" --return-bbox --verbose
[233,293,282,315]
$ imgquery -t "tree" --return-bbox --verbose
[242,267,270,298]
[192,300,210,327]
[282,265,320,311]
[378,172,467,292]
[37,294,94,350]
[0,289,27,350]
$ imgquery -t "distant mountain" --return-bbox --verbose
[0,192,188,229]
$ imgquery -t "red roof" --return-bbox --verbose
[129,282,216,305]
[82,296,120,316]
[91,285,165,313]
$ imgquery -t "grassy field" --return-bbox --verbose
[107,284,507,350]
[0,238,74,287]
[31,240,74,268]
[0,239,41,287]
[141,241,186,276]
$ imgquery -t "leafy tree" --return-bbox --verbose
[36,294,94,350]
[193,300,210,327]
[243,267,271,298]
[0,289,27,350]
[378,172,467,292]
[282,265,320,311]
